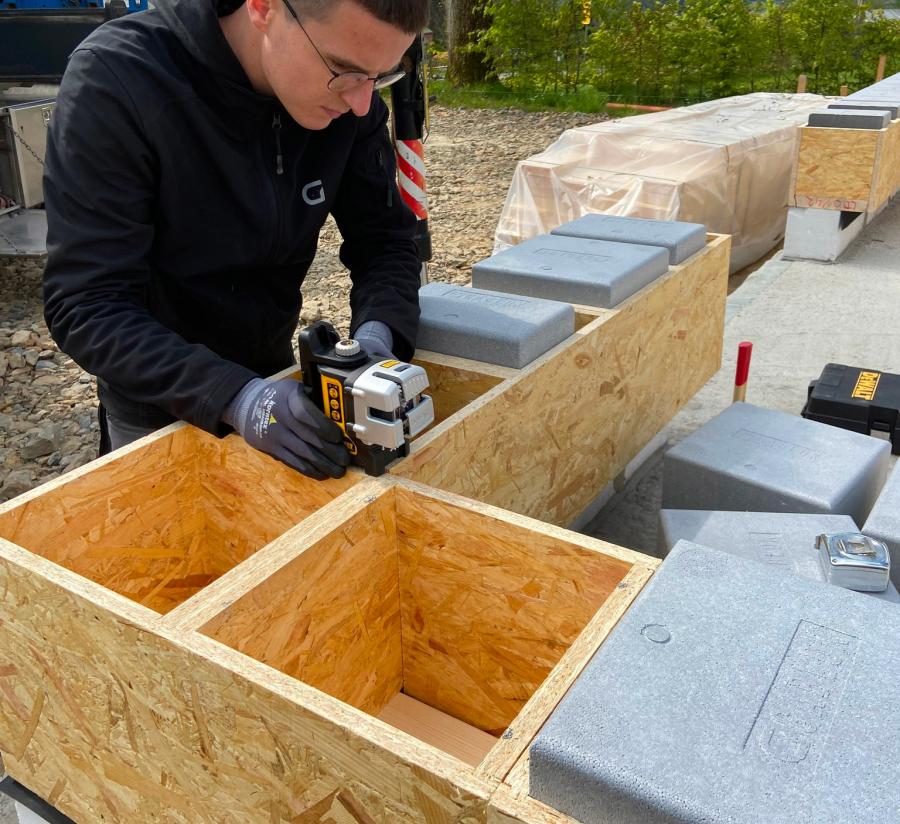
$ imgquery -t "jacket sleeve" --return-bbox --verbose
[42,47,257,433]
[330,97,421,361]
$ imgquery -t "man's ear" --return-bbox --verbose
[245,0,276,33]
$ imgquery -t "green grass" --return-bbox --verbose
[428,79,611,113]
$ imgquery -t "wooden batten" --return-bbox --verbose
[391,234,730,527]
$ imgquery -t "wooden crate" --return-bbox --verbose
[792,119,900,215]
[0,431,656,822]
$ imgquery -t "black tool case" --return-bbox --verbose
[803,363,900,454]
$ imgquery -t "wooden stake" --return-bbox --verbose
[840,85,849,97]
[877,54,887,83]
[733,341,753,403]
[797,74,807,94]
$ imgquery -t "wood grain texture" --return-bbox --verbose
[0,537,498,823]
[395,484,634,737]
[377,693,498,768]
[476,563,656,782]
[870,119,900,214]
[391,235,730,526]
[793,126,881,208]
[0,427,358,615]
[199,489,403,716]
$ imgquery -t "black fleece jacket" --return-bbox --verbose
[43,0,420,434]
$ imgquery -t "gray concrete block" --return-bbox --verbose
[530,540,900,824]
[415,282,574,368]
[550,214,706,265]
[827,100,899,120]
[807,108,891,129]
[471,233,669,309]
[661,402,890,524]
[864,460,900,588]
[783,206,865,263]
[658,509,900,602]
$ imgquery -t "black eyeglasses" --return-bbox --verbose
[282,0,406,91]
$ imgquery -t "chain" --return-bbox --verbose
[0,221,25,256]
[13,129,44,167]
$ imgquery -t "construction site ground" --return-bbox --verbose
[2,103,900,821]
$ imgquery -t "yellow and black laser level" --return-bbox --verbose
[298,321,434,476]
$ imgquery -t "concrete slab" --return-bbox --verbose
[661,402,890,523]
[864,460,900,587]
[415,282,574,368]
[550,214,706,264]
[658,509,900,602]
[807,108,891,129]
[530,540,900,824]
[582,199,900,556]
[471,233,669,308]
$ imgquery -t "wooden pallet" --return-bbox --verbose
[792,119,900,215]
[0,235,729,822]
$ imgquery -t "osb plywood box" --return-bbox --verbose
[0,232,730,822]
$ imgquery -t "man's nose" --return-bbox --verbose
[340,82,374,117]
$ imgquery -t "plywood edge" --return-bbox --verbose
[0,421,188,516]
[0,535,162,628]
[165,627,499,800]
[475,563,655,783]
[869,117,900,214]
[414,349,521,381]
[488,781,578,824]
[392,478,657,570]
[157,477,391,633]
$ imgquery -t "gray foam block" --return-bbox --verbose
[530,540,900,824]
[864,460,900,587]
[807,108,891,129]
[471,233,669,309]
[550,214,706,265]
[662,402,890,524]
[415,282,574,368]
[658,509,900,602]
[827,100,899,120]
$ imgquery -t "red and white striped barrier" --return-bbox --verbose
[395,139,428,221]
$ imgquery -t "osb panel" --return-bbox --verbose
[870,119,900,214]
[0,428,357,615]
[200,494,403,717]
[395,486,633,736]
[793,126,881,209]
[392,236,730,526]
[0,541,497,823]
[412,354,512,428]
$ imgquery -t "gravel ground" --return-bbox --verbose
[0,105,602,502]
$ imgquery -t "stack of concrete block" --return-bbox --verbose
[415,282,574,369]
[658,509,900,602]
[864,460,900,587]
[530,540,900,824]
[827,100,899,121]
[662,402,890,524]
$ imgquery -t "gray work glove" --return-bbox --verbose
[223,378,350,480]
[353,320,395,359]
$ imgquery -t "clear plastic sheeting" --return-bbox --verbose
[494,93,831,272]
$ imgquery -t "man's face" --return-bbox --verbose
[256,0,414,129]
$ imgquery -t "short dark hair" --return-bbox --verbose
[296,0,429,33]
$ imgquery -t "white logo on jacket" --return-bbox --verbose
[302,180,325,206]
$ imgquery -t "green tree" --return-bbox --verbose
[784,0,862,93]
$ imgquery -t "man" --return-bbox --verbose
[42,0,428,480]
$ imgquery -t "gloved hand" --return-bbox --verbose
[223,378,350,480]
[353,320,395,360]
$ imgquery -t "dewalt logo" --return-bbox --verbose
[852,371,881,401]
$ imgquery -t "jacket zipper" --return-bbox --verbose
[377,149,393,208]
[272,112,284,175]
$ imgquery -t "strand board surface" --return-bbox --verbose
[0,435,656,822]
[793,119,900,215]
